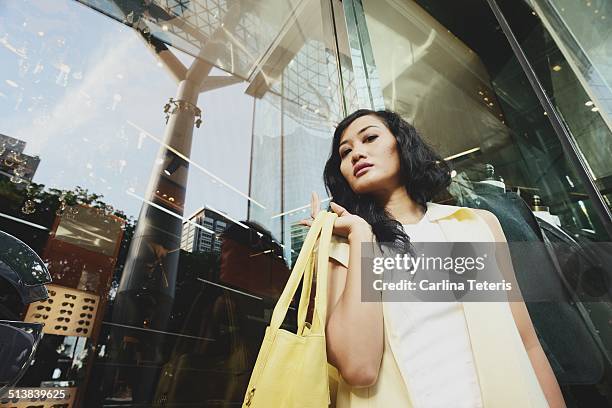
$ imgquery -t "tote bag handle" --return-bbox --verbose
[269,211,336,334]
[295,211,336,335]
[309,211,335,334]
[296,254,314,336]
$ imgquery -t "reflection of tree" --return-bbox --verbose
[0,180,136,253]
[0,180,139,397]
[0,179,136,308]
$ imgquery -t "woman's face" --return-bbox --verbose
[338,114,402,195]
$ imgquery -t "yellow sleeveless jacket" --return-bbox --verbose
[326,202,549,407]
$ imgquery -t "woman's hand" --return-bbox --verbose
[298,191,371,238]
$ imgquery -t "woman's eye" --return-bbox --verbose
[340,149,351,158]
[366,135,378,142]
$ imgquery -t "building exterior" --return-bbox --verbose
[0,0,611,406]
[180,207,228,254]
[0,133,40,185]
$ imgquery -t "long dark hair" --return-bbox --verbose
[323,109,452,253]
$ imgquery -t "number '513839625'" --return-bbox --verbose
[5,388,67,400]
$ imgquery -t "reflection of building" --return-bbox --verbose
[283,127,330,209]
[289,222,308,266]
[0,133,40,184]
[44,204,125,293]
[249,126,332,246]
[180,207,228,254]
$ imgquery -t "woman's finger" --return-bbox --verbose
[310,192,315,219]
[330,201,349,216]
[311,191,320,219]
[298,219,312,227]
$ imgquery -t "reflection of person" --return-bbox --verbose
[299,109,566,407]
[219,220,289,299]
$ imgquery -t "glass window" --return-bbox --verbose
[0,0,343,405]
[496,0,612,218]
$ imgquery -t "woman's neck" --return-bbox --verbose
[378,187,425,225]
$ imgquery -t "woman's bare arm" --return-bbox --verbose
[300,193,384,388]
[325,224,384,388]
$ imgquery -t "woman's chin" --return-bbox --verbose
[350,178,381,194]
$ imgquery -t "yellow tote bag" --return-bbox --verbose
[242,211,338,408]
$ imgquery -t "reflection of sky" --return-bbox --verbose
[0,0,252,222]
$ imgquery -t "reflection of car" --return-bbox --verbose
[0,230,51,396]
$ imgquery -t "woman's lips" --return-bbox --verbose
[354,164,373,177]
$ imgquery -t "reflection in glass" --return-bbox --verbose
[0,230,51,286]
[360,0,610,240]
[0,321,44,395]
[1,0,343,406]
[497,0,612,215]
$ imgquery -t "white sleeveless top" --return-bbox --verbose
[380,212,484,408]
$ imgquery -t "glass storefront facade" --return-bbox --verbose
[0,0,610,407]
[345,1,612,406]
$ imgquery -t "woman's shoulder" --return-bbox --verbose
[425,201,471,220]
[426,202,497,222]
[427,202,503,242]
[325,205,501,268]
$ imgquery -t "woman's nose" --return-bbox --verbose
[351,149,366,164]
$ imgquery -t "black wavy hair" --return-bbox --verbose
[323,109,452,253]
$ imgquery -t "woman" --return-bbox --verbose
[299,109,565,407]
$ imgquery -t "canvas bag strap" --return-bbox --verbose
[269,210,327,331]
[309,212,336,334]
[296,212,337,335]
[296,254,314,336]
